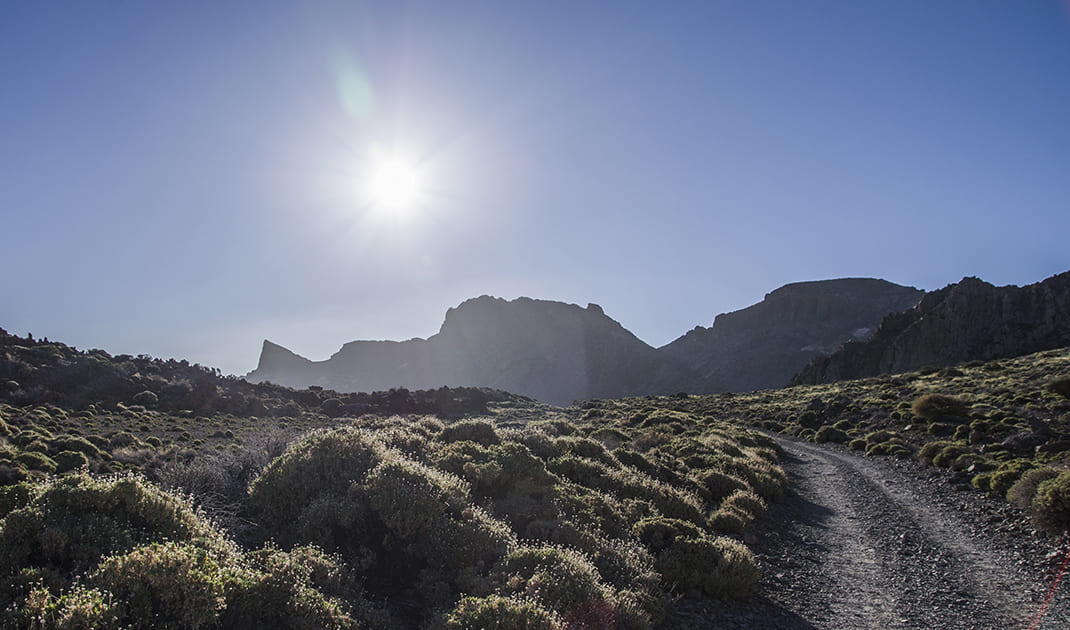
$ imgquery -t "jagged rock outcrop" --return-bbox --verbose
[247,296,690,405]
[791,271,1070,386]
[657,278,923,393]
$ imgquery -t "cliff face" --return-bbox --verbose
[791,271,1070,386]
[658,278,923,392]
[246,296,686,406]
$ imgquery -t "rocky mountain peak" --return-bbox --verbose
[791,270,1070,385]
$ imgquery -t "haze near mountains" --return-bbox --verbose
[248,278,924,404]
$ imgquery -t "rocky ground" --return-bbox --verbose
[660,436,1070,629]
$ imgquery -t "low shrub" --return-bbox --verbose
[0,474,223,615]
[443,595,558,629]
[932,444,973,468]
[655,537,758,598]
[54,450,90,473]
[50,435,104,458]
[496,545,615,620]
[721,490,766,518]
[814,425,848,444]
[707,508,747,535]
[15,451,56,473]
[246,427,385,546]
[89,541,233,628]
[440,419,501,446]
[918,441,953,465]
[912,394,968,421]
[631,518,703,554]
[1033,471,1070,533]
[796,411,820,429]
[1008,467,1061,508]
[693,469,747,503]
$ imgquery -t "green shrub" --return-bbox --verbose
[0,474,223,614]
[693,469,746,503]
[707,508,747,535]
[721,490,766,518]
[50,435,104,458]
[971,472,993,491]
[440,419,501,446]
[918,441,953,465]
[814,425,848,444]
[932,444,973,468]
[1008,467,1061,508]
[796,411,820,429]
[367,457,516,574]
[90,541,232,628]
[988,467,1031,497]
[247,427,385,545]
[109,431,142,449]
[631,518,703,554]
[15,451,57,473]
[556,437,618,467]
[54,450,90,473]
[1033,471,1070,532]
[14,584,116,628]
[496,545,614,619]
[655,537,758,598]
[444,595,558,629]
[718,458,787,502]
[912,394,968,421]
[227,545,387,629]
[848,439,867,451]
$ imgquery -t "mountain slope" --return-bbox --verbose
[658,278,923,393]
[791,271,1070,385]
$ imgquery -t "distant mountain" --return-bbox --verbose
[791,271,1070,386]
[248,296,689,406]
[658,278,924,393]
[248,279,927,403]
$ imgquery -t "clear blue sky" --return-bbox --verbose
[2,2,1069,375]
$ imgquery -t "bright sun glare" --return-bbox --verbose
[369,158,421,208]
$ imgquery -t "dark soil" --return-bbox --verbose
[660,436,1070,629]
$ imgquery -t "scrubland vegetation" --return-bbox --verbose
[660,347,1070,533]
[0,330,783,628]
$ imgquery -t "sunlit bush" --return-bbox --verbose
[444,594,559,629]
[655,537,758,598]
[1033,471,1070,533]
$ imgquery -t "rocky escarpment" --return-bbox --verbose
[791,270,1070,386]
[247,296,689,406]
[658,278,923,393]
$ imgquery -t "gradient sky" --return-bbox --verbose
[2,1,1069,376]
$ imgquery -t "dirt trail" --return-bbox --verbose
[661,437,1070,629]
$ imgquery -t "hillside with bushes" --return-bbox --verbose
[0,328,786,628]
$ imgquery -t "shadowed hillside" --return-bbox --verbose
[660,278,922,393]
[793,271,1070,386]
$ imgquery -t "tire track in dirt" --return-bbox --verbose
[760,437,1070,629]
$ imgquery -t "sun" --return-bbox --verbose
[369,157,421,208]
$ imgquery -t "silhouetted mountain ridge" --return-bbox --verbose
[248,278,927,403]
[248,296,690,405]
[791,271,1070,385]
[660,278,923,392]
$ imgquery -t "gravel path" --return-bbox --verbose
[660,436,1070,629]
